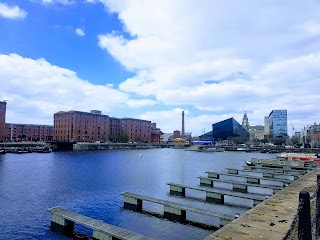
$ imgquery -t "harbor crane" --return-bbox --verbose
[290,121,295,131]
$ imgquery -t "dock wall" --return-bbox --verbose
[205,168,320,240]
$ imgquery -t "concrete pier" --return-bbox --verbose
[206,171,292,187]
[205,168,320,240]
[167,183,268,208]
[249,158,313,170]
[169,184,186,196]
[243,165,308,175]
[120,191,233,227]
[226,168,300,181]
[198,177,282,195]
[50,214,74,235]
[163,206,186,222]
[48,207,152,240]
[123,195,143,212]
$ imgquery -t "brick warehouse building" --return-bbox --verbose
[4,123,53,142]
[0,101,53,142]
[120,118,152,142]
[53,110,163,143]
[0,101,6,142]
[54,110,110,142]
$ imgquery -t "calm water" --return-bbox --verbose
[0,148,276,240]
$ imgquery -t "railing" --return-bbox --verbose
[285,174,320,240]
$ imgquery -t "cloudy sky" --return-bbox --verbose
[1,0,320,136]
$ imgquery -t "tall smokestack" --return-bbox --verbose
[182,111,185,136]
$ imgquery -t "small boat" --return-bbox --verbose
[30,146,52,153]
[206,147,225,152]
[245,160,254,166]
[6,148,27,154]
[236,147,249,151]
[0,149,6,154]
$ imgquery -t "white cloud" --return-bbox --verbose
[75,28,85,37]
[41,0,74,5]
[138,108,244,136]
[295,20,320,35]
[127,99,158,108]
[0,54,130,125]
[95,1,320,135]
[0,2,27,19]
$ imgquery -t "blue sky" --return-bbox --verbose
[1,0,320,136]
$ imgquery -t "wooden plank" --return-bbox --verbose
[48,207,152,240]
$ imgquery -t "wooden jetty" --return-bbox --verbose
[206,171,292,188]
[120,191,234,227]
[167,182,268,208]
[197,176,282,195]
[47,207,152,240]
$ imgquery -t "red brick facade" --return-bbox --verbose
[1,103,162,143]
[53,110,163,143]
[53,110,109,142]
[4,123,53,142]
[0,101,6,142]
[151,123,163,143]
[109,117,120,142]
[120,118,152,142]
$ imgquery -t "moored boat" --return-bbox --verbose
[277,152,320,162]
[29,146,52,153]
[206,147,225,152]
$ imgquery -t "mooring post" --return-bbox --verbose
[298,191,312,240]
[316,174,320,239]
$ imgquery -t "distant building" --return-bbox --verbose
[294,131,301,138]
[53,110,110,142]
[120,118,152,142]
[199,117,249,141]
[1,101,53,142]
[4,123,53,142]
[0,101,6,142]
[269,110,287,138]
[53,110,162,143]
[242,112,249,131]
[264,116,269,136]
[151,123,163,143]
[248,125,265,141]
[301,125,311,145]
[173,130,181,139]
[109,117,120,142]
[310,123,320,147]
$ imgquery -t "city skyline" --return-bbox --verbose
[1,0,320,136]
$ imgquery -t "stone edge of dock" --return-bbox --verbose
[205,168,320,240]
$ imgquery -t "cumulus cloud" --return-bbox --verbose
[127,99,158,108]
[75,28,85,37]
[138,108,244,135]
[0,54,130,124]
[0,2,27,19]
[94,0,320,135]
[40,0,74,5]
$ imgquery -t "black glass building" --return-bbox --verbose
[199,117,249,141]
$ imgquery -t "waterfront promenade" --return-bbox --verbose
[205,167,320,240]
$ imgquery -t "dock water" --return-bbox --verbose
[47,157,317,239]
